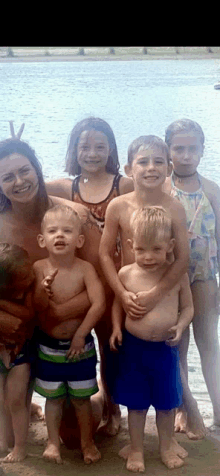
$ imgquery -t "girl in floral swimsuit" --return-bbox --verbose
[46,117,134,435]
[164,118,220,432]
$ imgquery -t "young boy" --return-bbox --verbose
[99,135,206,439]
[110,206,194,472]
[0,243,35,462]
[33,204,106,465]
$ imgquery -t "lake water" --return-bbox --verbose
[1,58,220,423]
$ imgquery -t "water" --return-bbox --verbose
[1,58,220,423]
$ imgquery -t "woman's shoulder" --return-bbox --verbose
[45,178,73,200]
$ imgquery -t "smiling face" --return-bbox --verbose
[38,211,85,256]
[169,132,204,176]
[126,146,171,189]
[77,129,110,174]
[0,153,39,205]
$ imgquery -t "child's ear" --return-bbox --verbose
[166,161,173,177]
[167,238,175,253]
[124,164,132,178]
[127,238,134,252]
[76,234,85,249]
[37,234,46,248]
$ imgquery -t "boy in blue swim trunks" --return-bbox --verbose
[33,204,105,465]
[110,206,194,472]
[0,243,35,462]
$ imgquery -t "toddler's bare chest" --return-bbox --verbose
[51,270,85,304]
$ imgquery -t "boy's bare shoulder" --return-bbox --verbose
[118,263,135,278]
[163,192,186,215]
[33,259,48,273]
[76,257,97,274]
[107,192,136,212]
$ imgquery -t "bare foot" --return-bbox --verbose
[160,449,184,469]
[170,437,188,458]
[82,442,101,464]
[30,402,45,421]
[127,450,145,473]
[43,443,62,464]
[118,443,131,459]
[3,447,27,463]
[174,409,187,433]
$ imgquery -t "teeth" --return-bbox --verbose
[15,186,30,193]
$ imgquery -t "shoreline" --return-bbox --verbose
[1,53,220,63]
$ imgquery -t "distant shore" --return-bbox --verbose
[1,47,220,63]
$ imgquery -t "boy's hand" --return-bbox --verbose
[109,329,123,351]
[122,291,147,320]
[166,325,183,347]
[66,333,85,360]
[42,269,58,298]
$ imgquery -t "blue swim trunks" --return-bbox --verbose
[34,330,98,400]
[113,330,182,411]
[0,339,31,374]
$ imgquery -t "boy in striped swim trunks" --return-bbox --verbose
[33,204,105,465]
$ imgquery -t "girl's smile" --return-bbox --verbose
[77,130,110,174]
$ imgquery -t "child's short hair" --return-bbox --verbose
[65,117,120,176]
[130,206,172,245]
[0,243,30,290]
[165,119,205,148]
[127,135,170,166]
[41,204,83,233]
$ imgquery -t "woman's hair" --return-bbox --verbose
[0,138,49,213]
[127,135,170,166]
[65,117,120,176]
[165,118,205,148]
[130,206,172,245]
[0,243,30,291]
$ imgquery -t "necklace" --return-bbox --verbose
[173,170,198,183]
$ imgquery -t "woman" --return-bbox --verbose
[0,137,104,455]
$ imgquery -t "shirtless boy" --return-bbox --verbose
[0,244,35,462]
[99,135,206,439]
[110,206,194,472]
[33,204,106,465]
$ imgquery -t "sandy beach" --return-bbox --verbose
[1,414,220,476]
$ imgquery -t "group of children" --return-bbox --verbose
[0,116,220,472]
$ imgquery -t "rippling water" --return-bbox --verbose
[1,58,220,422]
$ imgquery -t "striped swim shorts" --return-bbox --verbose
[34,330,98,400]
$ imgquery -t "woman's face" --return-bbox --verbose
[0,153,39,205]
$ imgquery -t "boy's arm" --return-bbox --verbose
[109,295,125,351]
[66,263,106,358]
[48,291,90,322]
[166,273,194,346]
[99,200,146,317]
[136,202,189,313]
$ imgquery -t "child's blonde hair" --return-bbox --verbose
[127,135,170,166]
[165,118,205,148]
[130,206,172,246]
[41,205,82,233]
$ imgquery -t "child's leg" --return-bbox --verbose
[71,397,101,464]
[0,373,8,452]
[192,279,220,426]
[156,409,184,469]
[175,327,190,433]
[125,409,147,473]
[95,313,121,436]
[3,363,30,462]
[43,397,65,464]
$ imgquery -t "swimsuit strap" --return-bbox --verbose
[72,173,122,202]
